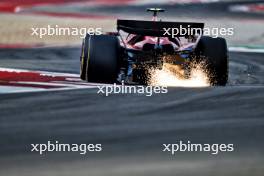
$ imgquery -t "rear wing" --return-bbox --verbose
[117,20,204,37]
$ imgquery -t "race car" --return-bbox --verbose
[80,8,228,86]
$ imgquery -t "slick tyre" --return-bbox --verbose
[196,36,228,86]
[80,34,120,83]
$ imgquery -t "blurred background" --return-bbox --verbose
[0,0,264,47]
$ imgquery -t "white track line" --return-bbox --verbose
[0,67,100,94]
[229,47,264,53]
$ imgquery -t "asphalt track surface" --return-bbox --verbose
[1,1,264,176]
[1,49,264,176]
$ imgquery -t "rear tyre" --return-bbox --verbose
[80,39,87,80]
[195,36,228,86]
[80,35,120,83]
